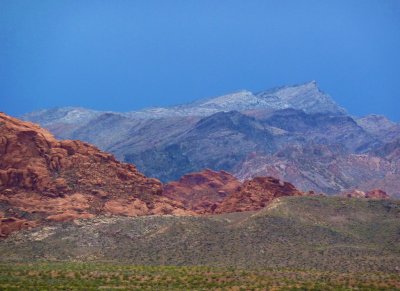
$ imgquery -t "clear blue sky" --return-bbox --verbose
[1,0,399,120]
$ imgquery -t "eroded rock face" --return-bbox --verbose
[0,113,190,236]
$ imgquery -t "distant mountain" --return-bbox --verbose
[23,106,104,127]
[123,110,380,183]
[125,111,277,181]
[22,81,345,123]
[234,145,400,197]
[21,81,400,197]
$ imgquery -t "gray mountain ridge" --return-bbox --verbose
[23,81,346,123]
[126,80,347,118]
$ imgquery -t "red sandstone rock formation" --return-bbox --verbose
[163,172,308,214]
[214,176,306,213]
[163,169,241,214]
[0,113,190,236]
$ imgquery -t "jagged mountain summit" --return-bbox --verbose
[128,80,346,118]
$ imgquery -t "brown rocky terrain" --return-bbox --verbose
[235,145,400,198]
[0,112,189,237]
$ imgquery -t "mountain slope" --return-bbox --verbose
[1,196,399,272]
[357,114,400,143]
[124,111,275,181]
[260,108,379,153]
[255,80,346,114]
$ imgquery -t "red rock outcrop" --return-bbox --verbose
[342,189,389,199]
[0,113,190,236]
[214,176,306,213]
[163,171,309,214]
[163,169,241,214]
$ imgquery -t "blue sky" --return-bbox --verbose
[1,0,399,120]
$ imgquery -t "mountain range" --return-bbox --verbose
[0,113,311,237]
[22,81,400,197]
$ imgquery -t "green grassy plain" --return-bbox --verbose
[0,262,399,290]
